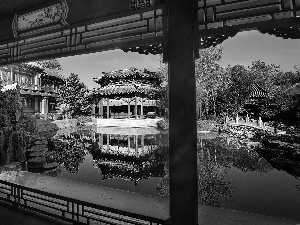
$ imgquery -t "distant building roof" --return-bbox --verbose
[249,83,268,99]
[288,82,300,96]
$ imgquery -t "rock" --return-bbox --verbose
[3,162,21,170]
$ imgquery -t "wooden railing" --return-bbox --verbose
[0,179,165,225]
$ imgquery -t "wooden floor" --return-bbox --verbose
[0,168,299,225]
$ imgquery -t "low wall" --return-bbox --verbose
[35,119,59,133]
[35,119,78,133]
[52,119,78,129]
[92,118,162,128]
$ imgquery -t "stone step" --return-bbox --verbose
[29,151,47,158]
[43,162,60,170]
[27,145,48,150]
[27,157,47,168]
[26,147,48,154]
[34,140,48,145]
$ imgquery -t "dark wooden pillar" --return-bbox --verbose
[167,0,198,224]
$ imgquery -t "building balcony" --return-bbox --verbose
[20,84,59,97]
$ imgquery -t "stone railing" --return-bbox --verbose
[225,114,266,128]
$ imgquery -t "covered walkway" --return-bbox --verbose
[0,168,299,225]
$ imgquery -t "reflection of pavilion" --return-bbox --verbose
[89,129,167,184]
[92,131,161,157]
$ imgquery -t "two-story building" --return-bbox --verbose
[0,63,64,115]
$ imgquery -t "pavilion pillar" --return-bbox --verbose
[41,97,49,118]
[106,98,110,118]
[128,98,131,119]
[141,135,144,156]
[127,135,130,154]
[92,131,96,142]
[99,133,103,150]
[135,135,138,157]
[99,99,103,118]
[134,96,138,119]
[141,98,144,118]
[106,134,110,152]
[167,0,198,224]
[91,104,95,117]
[34,97,39,113]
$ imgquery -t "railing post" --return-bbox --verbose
[235,113,239,124]
[246,114,249,124]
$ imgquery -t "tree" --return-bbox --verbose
[30,59,63,72]
[156,55,169,118]
[57,73,91,117]
[195,45,230,118]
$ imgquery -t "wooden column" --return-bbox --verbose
[92,131,96,142]
[141,135,144,156]
[128,98,131,119]
[135,135,138,157]
[134,96,138,119]
[91,104,95,117]
[107,98,110,118]
[141,98,144,118]
[98,99,103,118]
[167,0,198,224]
[34,97,39,112]
[106,134,110,152]
[127,135,130,154]
[99,133,103,150]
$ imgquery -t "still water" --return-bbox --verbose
[28,127,300,221]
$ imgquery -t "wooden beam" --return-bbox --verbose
[167,0,198,224]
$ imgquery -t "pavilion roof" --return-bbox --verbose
[92,82,160,99]
[249,83,268,99]
[288,82,300,96]
[93,67,160,87]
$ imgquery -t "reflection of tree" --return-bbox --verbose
[201,136,272,173]
[197,146,233,207]
[257,134,300,180]
[157,135,274,207]
[48,135,86,173]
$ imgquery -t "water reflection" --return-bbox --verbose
[47,127,168,187]
[90,131,167,185]
[17,127,300,220]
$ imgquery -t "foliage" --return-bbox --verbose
[0,85,33,165]
[195,45,230,117]
[56,73,91,117]
[20,59,63,73]
[48,136,86,173]
[155,55,169,118]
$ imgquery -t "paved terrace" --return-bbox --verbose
[0,167,299,225]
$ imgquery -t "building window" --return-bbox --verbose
[23,97,33,108]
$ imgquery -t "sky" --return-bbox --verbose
[57,30,300,89]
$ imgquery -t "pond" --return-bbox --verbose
[23,126,300,221]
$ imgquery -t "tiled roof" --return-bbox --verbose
[249,83,268,99]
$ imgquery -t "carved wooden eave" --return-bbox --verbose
[122,43,163,55]
[258,26,300,39]
[196,0,300,46]
[0,0,165,66]
[1,0,300,65]
[125,0,300,55]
